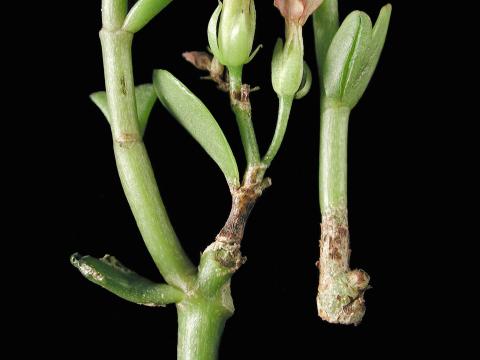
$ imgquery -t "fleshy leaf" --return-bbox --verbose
[323,5,392,108]
[71,253,183,306]
[90,91,111,123]
[123,0,173,33]
[323,11,372,105]
[134,84,157,136]
[89,84,157,136]
[346,4,392,108]
[153,69,239,187]
[313,0,339,77]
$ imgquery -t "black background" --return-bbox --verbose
[31,0,448,357]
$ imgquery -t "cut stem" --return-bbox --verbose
[316,100,370,325]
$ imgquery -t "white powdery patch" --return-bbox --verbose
[79,263,104,282]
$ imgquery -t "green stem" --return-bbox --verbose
[319,100,350,212]
[177,300,231,360]
[100,0,195,291]
[262,96,293,167]
[228,66,260,166]
[177,246,234,360]
[102,0,128,30]
[317,100,370,325]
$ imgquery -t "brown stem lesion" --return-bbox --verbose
[317,208,370,325]
[211,165,271,270]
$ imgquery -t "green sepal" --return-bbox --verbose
[207,2,223,61]
[295,61,312,99]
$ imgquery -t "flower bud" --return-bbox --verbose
[208,0,259,68]
[274,0,324,26]
[271,25,304,97]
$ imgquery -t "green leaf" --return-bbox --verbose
[153,69,239,187]
[71,253,184,306]
[134,84,157,136]
[323,4,392,109]
[347,4,392,108]
[313,0,339,77]
[323,11,372,106]
[123,0,173,33]
[90,91,111,123]
[89,84,157,136]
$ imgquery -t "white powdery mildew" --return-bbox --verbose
[79,263,105,282]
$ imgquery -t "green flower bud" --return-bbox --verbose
[208,0,260,68]
[271,25,304,97]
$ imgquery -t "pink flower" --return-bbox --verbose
[274,0,324,25]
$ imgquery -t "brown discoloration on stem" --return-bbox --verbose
[317,208,370,325]
[214,165,270,269]
[230,84,253,112]
[120,75,127,95]
[114,132,141,148]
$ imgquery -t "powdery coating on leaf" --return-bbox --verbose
[274,0,324,25]
[79,263,104,282]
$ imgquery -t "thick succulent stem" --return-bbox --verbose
[316,102,370,325]
[99,0,195,291]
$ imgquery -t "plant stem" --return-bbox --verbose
[262,96,293,167]
[228,66,260,167]
[319,102,349,212]
[316,99,370,325]
[177,299,231,360]
[100,0,195,291]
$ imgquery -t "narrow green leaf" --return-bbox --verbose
[123,0,173,33]
[347,4,392,108]
[135,84,157,136]
[90,84,157,135]
[323,5,392,108]
[323,11,372,105]
[153,69,239,187]
[90,91,111,123]
[71,253,184,306]
[313,0,339,78]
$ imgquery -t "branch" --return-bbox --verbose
[71,253,184,306]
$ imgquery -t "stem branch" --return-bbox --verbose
[228,66,260,166]
[262,96,293,167]
[100,0,195,291]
